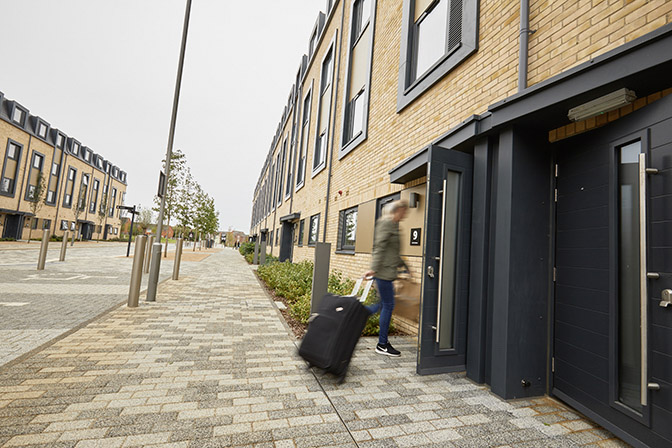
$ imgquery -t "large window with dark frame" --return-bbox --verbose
[276,142,286,207]
[77,175,90,212]
[296,87,312,190]
[398,0,478,110]
[338,206,358,252]
[1,141,22,196]
[25,152,45,201]
[46,147,62,205]
[109,187,117,217]
[285,136,294,199]
[308,213,320,246]
[63,167,77,208]
[341,0,374,153]
[298,219,305,246]
[89,178,100,213]
[313,45,334,174]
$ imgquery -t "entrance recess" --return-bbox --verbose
[3,214,23,239]
[553,94,672,447]
[417,146,472,374]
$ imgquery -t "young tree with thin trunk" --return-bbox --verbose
[154,149,187,257]
[96,193,108,242]
[26,171,46,242]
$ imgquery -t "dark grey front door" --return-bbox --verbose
[417,146,473,374]
[553,94,672,447]
[3,214,22,239]
[279,221,294,262]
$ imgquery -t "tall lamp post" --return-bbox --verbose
[117,205,138,257]
[147,0,192,302]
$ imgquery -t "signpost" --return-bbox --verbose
[117,205,139,257]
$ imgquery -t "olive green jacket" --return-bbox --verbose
[371,218,408,281]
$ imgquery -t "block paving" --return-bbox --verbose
[0,249,630,447]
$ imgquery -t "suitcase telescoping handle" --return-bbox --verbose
[349,277,374,302]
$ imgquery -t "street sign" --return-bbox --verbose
[157,171,166,198]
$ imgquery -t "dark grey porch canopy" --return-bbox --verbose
[279,213,301,222]
[389,147,428,184]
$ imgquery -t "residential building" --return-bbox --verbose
[0,91,128,241]
[249,1,672,446]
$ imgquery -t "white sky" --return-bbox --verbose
[0,0,324,232]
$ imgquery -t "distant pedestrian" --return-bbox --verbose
[364,199,409,357]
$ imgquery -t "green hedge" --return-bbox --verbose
[257,260,390,336]
[239,241,255,256]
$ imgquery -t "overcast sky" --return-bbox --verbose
[0,0,324,232]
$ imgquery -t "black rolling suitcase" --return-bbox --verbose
[298,279,373,382]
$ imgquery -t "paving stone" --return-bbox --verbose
[0,248,629,448]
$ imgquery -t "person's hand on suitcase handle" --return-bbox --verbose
[363,270,375,279]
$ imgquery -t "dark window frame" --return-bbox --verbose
[24,151,45,201]
[11,105,27,127]
[63,166,77,208]
[0,139,23,197]
[36,120,49,139]
[397,0,479,111]
[337,205,358,253]
[312,35,337,177]
[42,219,51,230]
[340,0,377,158]
[109,187,117,217]
[296,83,313,191]
[298,219,305,246]
[308,213,320,246]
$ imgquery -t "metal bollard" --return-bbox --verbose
[37,230,49,270]
[59,231,68,261]
[143,235,154,273]
[128,235,147,308]
[172,238,183,280]
[145,243,162,302]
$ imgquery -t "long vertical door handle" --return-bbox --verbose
[639,153,648,407]
[436,179,447,344]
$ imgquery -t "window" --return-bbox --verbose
[298,219,305,246]
[25,153,44,201]
[71,141,80,157]
[275,231,279,246]
[309,30,318,59]
[313,45,335,174]
[276,143,286,207]
[12,107,25,125]
[46,148,62,206]
[285,138,294,199]
[376,192,401,219]
[296,87,312,190]
[60,220,68,231]
[84,150,91,162]
[77,175,90,211]
[37,122,48,139]
[114,227,118,235]
[31,218,38,230]
[308,214,320,246]
[338,206,358,251]
[398,0,478,110]
[90,179,100,213]
[341,0,375,155]
[63,167,77,208]
[56,134,65,149]
[269,230,273,247]
[42,219,51,230]
[109,187,117,217]
[1,141,22,196]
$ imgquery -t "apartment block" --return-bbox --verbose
[0,91,128,241]
[249,1,672,446]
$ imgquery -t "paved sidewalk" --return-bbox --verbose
[0,249,629,447]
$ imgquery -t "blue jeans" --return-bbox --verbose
[366,278,394,345]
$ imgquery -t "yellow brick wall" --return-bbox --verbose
[528,0,672,86]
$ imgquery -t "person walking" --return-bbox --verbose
[364,199,409,357]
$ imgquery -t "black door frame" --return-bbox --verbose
[417,145,473,375]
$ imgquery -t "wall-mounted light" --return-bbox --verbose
[568,88,636,122]
[409,192,420,208]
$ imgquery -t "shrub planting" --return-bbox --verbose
[256,260,391,336]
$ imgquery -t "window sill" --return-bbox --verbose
[335,249,355,255]
[339,130,366,160]
[311,164,326,178]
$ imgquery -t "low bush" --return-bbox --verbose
[0,237,16,241]
[256,261,390,336]
[49,235,63,242]
[239,242,255,257]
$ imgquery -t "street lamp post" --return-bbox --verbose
[117,204,138,257]
[147,0,192,302]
